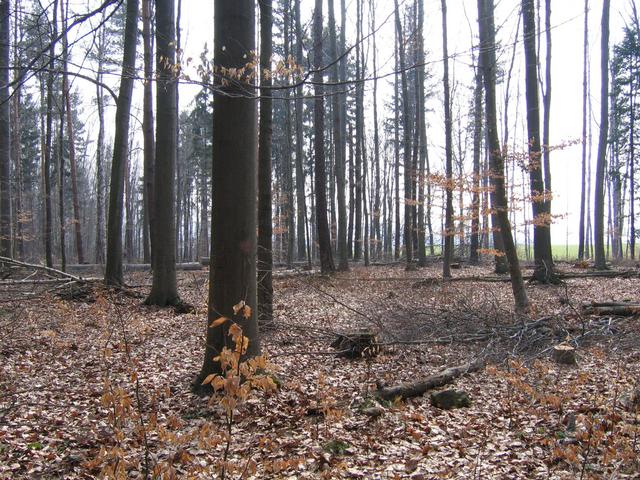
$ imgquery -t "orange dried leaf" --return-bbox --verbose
[209,316,229,328]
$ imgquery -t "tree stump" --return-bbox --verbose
[330,330,380,358]
[552,343,576,365]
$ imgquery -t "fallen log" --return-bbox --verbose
[0,256,84,282]
[581,301,640,316]
[375,357,485,401]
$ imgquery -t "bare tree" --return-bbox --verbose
[196,0,260,386]
[594,0,610,270]
[104,0,139,285]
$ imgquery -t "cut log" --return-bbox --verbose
[581,301,640,316]
[376,358,485,401]
[552,343,577,365]
[330,330,380,358]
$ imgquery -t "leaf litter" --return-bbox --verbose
[0,263,639,479]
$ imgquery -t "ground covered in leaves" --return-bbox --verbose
[1,262,639,479]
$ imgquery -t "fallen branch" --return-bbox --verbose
[375,357,486,401]
[0,256,84,282]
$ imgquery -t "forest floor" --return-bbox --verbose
[1,262,639,479]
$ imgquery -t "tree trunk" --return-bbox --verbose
[416,0,427,267]
[258,0,274,326]
[478,0,529,312]
[294,0,307,262]
[94,18,106,265]
[43,0,58,267]
[578,0,589,260]
[329,0,348,271]
[196,0,260,385]
[0,0,10,258]
[61,1,84,265]
[594,0,610,270]
[394,0,413,270]
[470,54,482,265]
[146,0,179,304]
[105,0,139,286]
[313,0,335,274]
[441,0,454,278]
[522,0,555,282]
[10,0,22,259]
[142,0,154,265]
[283,0,295,267]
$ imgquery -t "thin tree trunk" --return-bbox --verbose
[522,0,555,282]
[142,0,154,265]
[441,0,454,278]
[594,0,610,270]
[294,0,307,262]
[329,0,348,270]
[43,0,58,267]
[416,0,427,267]
[61,0,84,264]
[0,0,10,258]
[258,0,274,325]
[11,0,22,259]
[313,0,335,273]
[58,110,66,271]
[578,0,589,260]
[394,0,413,269]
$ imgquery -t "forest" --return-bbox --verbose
[0,0,639,478]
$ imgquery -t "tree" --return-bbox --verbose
[329,0,348,271]
[521,0,555,282]
[257,0,274,325]
[142,0,154,265]
[441,0,454,278]
[104,0,139,285]
[0,0,10,257]
[195,0,260,387]
[394,0,413,270]
[477,0,529,312]
[594,0,611,270]
[578,0,589,260]
[146,0,179,304]
[313,0,335,273]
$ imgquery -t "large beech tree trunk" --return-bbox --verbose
[105,0,139,286]
[146,0,179,304]
[195,0,260,386]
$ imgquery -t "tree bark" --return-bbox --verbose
[105,0,139,286]
[478,0,529,312]
[196,0,260,385]
[258,0,274,326]
[522,0,555,282]
[146,0,179,304]
[0,0,10,258]
[578,0,589,260]
[441,0,454,278]
[313,0,335,274]
[43,0,58,267]
[394,0,413,270]
[594,0,610,270]
[329,0,348,271]
[61,0,84,265]
[142,0,154,266]
[294,0,307,263]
